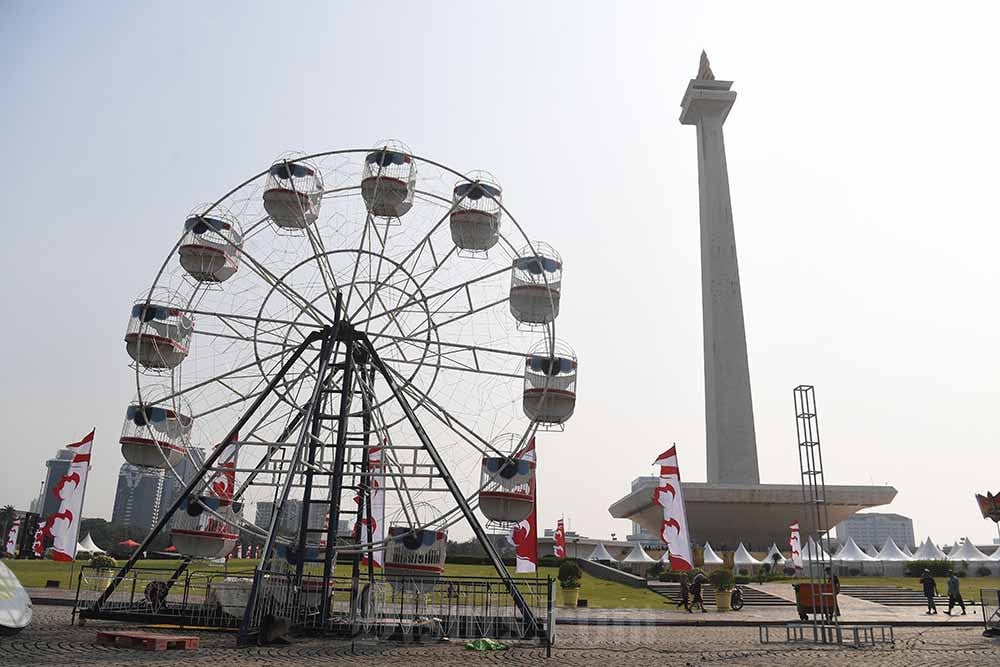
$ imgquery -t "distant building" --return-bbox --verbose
[835,512,915,550]
[38,449,74,518]
[111,463,165,536]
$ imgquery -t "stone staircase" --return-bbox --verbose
[839,585,971,607]
[647,581,793,607]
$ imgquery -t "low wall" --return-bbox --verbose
[578,559,648,589]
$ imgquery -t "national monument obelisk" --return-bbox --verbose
[608,53,896,547]
[679,52,759,484]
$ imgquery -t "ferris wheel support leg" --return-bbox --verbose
[238,329,338,644]
[319,340,355,627]
[363,335,540,634]
[92,328,328,614]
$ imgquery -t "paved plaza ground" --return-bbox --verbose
[2,604,998,667]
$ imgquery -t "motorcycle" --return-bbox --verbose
[730,585,745,611]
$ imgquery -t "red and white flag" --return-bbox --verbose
[553,518,566,558]
[32,523,44,557]
[210,433,238,505]
[788,522,803,570]
[507,437,538,573]
[4,518,20,556]
[652,446,692,571]
[50,430,95,562]
[354,444,385,568]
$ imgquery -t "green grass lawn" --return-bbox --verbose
[3,559,665,609]
[836,575,1000,598]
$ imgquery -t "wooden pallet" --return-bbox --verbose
[96,630,199,651]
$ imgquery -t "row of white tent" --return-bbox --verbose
[590,536,1000,565]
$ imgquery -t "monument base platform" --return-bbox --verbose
[609,481,896,550]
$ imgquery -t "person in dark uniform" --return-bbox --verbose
[676,572,691,611]
[919,569,938,614]
[690,572,707,613]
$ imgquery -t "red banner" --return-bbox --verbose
[553,518,566,558]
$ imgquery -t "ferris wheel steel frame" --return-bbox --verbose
[89,146,567,642]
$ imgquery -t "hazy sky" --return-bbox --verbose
[3,1,999,546]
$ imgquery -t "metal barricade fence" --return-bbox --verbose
[982,588,1000,635]
[77,564,553,643]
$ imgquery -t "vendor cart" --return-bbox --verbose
[792,583,838,621]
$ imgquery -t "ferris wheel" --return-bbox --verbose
[101,142,578,636]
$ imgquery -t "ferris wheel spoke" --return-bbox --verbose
[347,194,463,322]
[236,244,333,326]
[383,364,508,458]
[353,264,511,330]
[302,225,344,316]
[403,295,511,343]
[361,244,459,346]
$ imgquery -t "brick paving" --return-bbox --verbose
[0,606,996,666]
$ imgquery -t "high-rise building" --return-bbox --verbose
[835,513,915,551]
[254,500,348,540]
[111,463,165,536]
[38,449,74,519]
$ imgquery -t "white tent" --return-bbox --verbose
[587,542,615,562]
[802,537,833,562]
[78,533,105,554]
[876,537,912,561]
[622,543,656,563]
[948,538,991,562]
[912,537,948,561]
[990,546,1000,562]
[901,544,915,559]
[733,543,761,567]
[834,537,875,562]
[763,543,786,566]
[702,542,724,565]
[863,543,879,558]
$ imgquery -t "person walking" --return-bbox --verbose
[689,571,707,613]
[919,569,938,614]
[944,572,966,615]
[676,572,691,611]
[824,567,842,617]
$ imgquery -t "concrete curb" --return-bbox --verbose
[30,597,76,607]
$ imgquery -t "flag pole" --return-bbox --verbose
[69,428,96,587]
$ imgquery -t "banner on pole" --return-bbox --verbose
[354,444,385,568]
[652,446,692,571]
[507,437,537,572]
[553,518,566,558]
[4,518,20,557]
[788,521,803,570]
[976,491,1000,523]
[49,430,95,562]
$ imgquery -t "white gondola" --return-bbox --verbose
[450,172,501,253]
[361,141,416,218]
[384,526,446,593]
[119,393,191,469]
[171,437,239,558]
[509,242,562,325]
[262,156,323,229]
[170,496,240,559]
[124,296,193,370]
[522,340,577,424]
[478,454,535,523]
[178,209,243,282]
